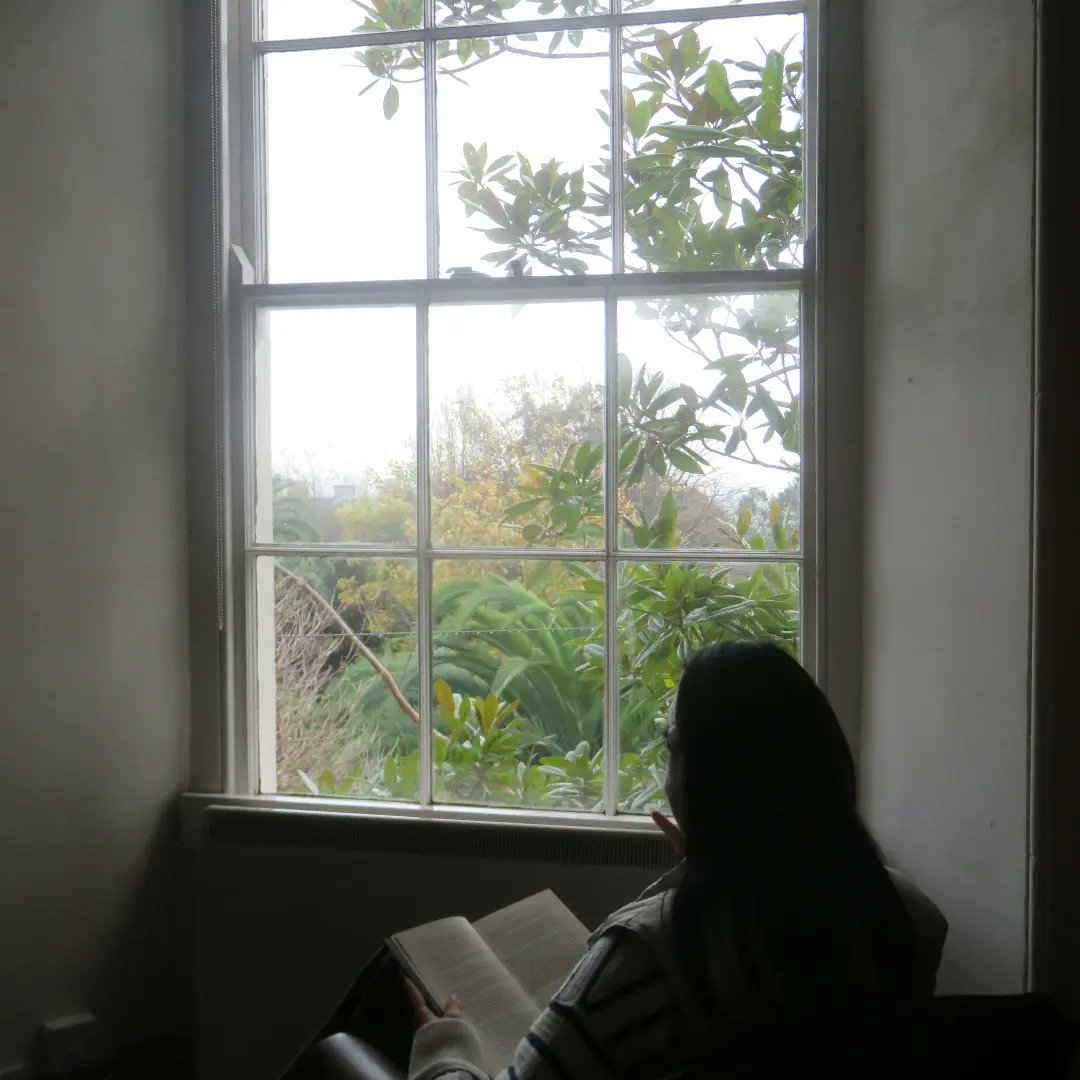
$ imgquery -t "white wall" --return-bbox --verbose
[0,0,188,1066]
[861,0,1034,993]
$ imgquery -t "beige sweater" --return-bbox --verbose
[409,865,948,1080]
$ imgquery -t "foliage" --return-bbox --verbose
[273,3,807,813]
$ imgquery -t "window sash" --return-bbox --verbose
[223,0,820,814]
[238,0,813,285]
[255,1,809,54]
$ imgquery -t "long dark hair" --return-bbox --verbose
[669,642,915,1021]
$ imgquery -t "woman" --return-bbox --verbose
[407,642,948,1079]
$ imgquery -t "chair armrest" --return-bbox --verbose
[287,1033,406,1080]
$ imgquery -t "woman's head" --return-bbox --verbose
[666,642,915,1015]
[665,641,857,874]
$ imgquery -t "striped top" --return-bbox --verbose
[407,866,948,1080]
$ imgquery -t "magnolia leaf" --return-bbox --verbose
[705,61,738,112]
[666,446,704,473]
[382,83,399,120]
[650,387,685,413]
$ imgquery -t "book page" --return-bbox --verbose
[390,916,539,1074]
[474,890,591,1008]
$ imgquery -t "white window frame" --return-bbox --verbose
[211,0,834,828]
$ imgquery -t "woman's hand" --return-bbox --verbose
[650,810,685,855]
[405,978,464,1030]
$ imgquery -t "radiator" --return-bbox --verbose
[189,802,673,1080]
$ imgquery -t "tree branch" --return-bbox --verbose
[745,362,800,389]
[740,442,798,473]
[275,563,421,725]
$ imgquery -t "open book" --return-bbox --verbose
[387,890,591,1074]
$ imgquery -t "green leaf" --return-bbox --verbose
[502,497,545,522]
[783,411,801,452]
[476,188,509,222]
[434,678,455,720]
[653,123,733,143]
[757,101,781,140]
[491,656,535,697]
[638,371,664,408]
[484,227,520,244]
[619,437,641,471]
[521,524,542,543]
[574,441,601,478]
[755,389,784,430]
[736,506,752,539]
[624,174,669,209]
[762,49,784,108]
[705,61,738,112]
[627,100,651,141]
[712,168,732,220]
[678,29,700,67]
[382,83,399,120]
[666,446,704,473]
[659,491,678,524]
[650,386,684,413]
[480,693,500,733]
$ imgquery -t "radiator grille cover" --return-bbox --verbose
[203,806,677,870]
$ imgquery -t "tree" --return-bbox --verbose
[273,6,806,808]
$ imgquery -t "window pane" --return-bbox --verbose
[265,0,420,40]
[617,292,801,551]
[617,559,800,813]
[258,307,417,545]
[622,15,804,271]
[436,0,607,27]
[266,48,427,282]
[432,559,605,810]
[437,31,611,277]
[429,302,605,548]
[266,556,421,801]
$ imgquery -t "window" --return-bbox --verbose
[226,0,816,818]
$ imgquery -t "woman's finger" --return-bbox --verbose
[650,810,685,854]
[404,978,437,1028]
[442,994,464,1019]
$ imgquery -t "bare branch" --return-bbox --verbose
[276,563,421,725]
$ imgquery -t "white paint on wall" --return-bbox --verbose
[861,0,1035,993]
[0,0,188,1065]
